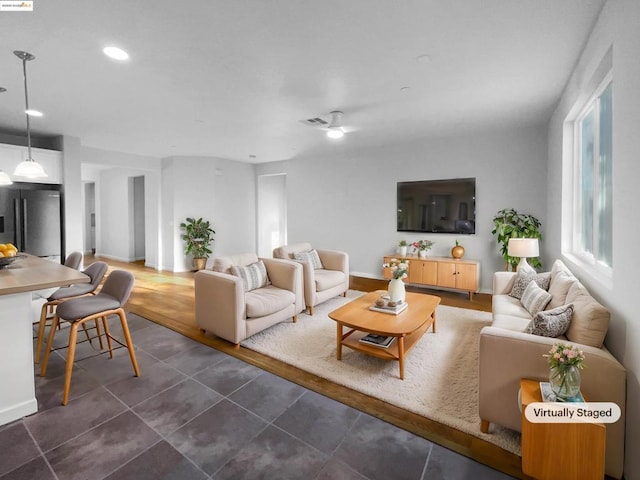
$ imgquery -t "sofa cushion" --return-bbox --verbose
[528,304,574,337]
[509,270,551,299]
[564,282,610,348]
[231,260,270,292]
[314,269,346,291]
[245,285,295,318]
[492,313,531,332]
[547,270,575,310]
[293,249,324,269]
[492,294,532,319]
[521,281,552,316]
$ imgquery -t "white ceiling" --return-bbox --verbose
[0,0,604,164]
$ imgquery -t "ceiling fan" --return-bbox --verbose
[300,110,355,139]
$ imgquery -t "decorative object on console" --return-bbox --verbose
[507,238,539,273]
[544,342,585,400]
[383,258,408,303]
[413,239,434,258]
[180,217,215,270]
[451,239,465,259]
[491,208,542,270]
[398,240,408,257]
[13,51,47,179]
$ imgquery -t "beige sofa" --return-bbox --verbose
[273,243,349,315]
[195,253,304,345]
[479,259,626,479]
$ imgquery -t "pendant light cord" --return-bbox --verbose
[21,56,33,161]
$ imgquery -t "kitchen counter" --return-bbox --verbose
[0,254,89,425]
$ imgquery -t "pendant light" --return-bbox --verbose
[326,111,345,139]
[13,50,47,179]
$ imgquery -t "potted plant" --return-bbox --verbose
[180,217,215,271]
[398,240,408,257]
[412,240,434,258]
[491,208,542,270]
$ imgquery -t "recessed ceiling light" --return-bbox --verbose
[416,54,431,64]
[103,46,129,61]
[26,109,43,117]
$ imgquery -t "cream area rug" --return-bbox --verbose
[241,291,521,455]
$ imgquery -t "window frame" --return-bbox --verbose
[570,71,613,278]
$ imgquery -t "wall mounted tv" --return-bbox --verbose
[397,178,476,234]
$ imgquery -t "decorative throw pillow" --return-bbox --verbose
[528,304,574,337]
[520,281,552,316]
[230,260,270,292]
[509,271,550,299]
[293,249,324,269]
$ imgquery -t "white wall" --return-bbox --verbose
[256,124,548,292]
[161,156,256,272]
[547,1,640,477]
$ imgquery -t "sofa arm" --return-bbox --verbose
[194,270,246,344]
[262,258,305,313]
[493,271,516,295]
[479,326,626,479]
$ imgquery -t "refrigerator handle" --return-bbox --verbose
[13,197,22,250]
[22,198,28,252]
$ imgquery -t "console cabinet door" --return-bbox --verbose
[437,262,457,289]
[454,263,478,292]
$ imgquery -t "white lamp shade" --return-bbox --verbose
[507,238,539,258]
[14,159,47,179]
[0,170,13,185]
[326,127,344,139]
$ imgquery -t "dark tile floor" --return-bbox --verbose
[0,314,516,480]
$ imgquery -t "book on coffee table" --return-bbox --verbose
[359,333,395,348]
[368,301,408,315]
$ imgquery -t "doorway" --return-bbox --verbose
[257,174,286,258]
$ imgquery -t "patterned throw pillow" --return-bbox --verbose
[509,270,551,299]
[293,249,324,269]
[520,281,552,316]
[230,260,270,292]
[528,304,574,337]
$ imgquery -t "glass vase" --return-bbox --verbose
[388,278,406,303]
[549,365,581,400]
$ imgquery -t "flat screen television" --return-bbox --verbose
[397,178,476,234]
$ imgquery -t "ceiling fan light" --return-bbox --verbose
[0,170,13,185]
[14,159,47,178]
[327,127,344,139]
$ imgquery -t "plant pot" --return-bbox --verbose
[399,246,408,257]
[451,245,465,259]
[419,250,428,259]
[193,258,207,271]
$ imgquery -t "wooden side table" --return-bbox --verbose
[520,379,606,480]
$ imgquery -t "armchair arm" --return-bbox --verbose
[261,258,305,313]
[493,271,516,295]
[194,270,246,344]
[317,249,349,275]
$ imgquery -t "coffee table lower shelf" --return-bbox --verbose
[337,320,433,379]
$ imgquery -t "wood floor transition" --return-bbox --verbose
[85,255,526,479]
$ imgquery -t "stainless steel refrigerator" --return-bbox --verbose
[0,184,62,257]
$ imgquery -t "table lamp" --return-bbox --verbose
[508,238,539,273]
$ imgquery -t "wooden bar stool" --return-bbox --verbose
[39,270,140,405]
[34,261,109,363]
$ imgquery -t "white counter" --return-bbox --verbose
[0,255,88,425]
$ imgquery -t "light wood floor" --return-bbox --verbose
[87,256,525,479]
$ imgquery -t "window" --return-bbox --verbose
[573,75,613,270]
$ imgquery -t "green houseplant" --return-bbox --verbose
[180,217,215,270]
[491,208,542,270]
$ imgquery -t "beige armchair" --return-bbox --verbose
[195,253,304,346]
[273,243,349,315]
